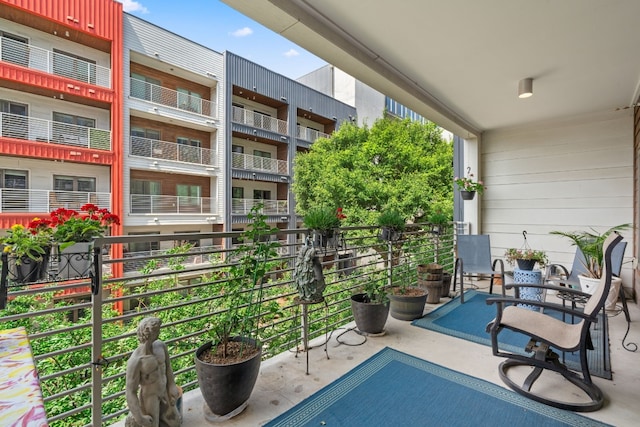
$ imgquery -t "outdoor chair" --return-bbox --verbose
[486,232,623,412]
[452,234,504,303]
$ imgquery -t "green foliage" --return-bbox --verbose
[1,223,50,262]
[293,117,453,229]
[504,248,548,267]
[360,271,388,303]
[303,205,342,231]
[550,224,630,278]
[377,210,406,231]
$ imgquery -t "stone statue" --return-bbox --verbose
[125,317,181,427]
[293,245,326,301]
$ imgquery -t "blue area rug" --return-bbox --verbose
[412,290,611,379]
[265,347,611,427]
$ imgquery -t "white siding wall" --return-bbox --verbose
[481,109,634,293]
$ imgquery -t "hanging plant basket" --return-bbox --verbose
[516,259,537,271]
[460,190,476,200]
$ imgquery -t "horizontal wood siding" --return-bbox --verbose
[130,117,211,150]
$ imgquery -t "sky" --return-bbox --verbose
[116,0,328,79]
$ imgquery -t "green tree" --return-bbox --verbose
[293,117,453,226]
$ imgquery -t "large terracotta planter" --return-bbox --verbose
[351,293,390,335]
[195,337,261,420]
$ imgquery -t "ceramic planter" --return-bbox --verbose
[579,275,623,311]
[351,293,390,335]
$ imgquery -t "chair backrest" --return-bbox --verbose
[584,232,623,316]
[456,235,495,274]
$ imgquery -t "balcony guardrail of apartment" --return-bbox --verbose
[231,105,288,135]
[0,112,111,150]
[231,198,288,215]
[296,125,330,142]
[130,194,214,214]
[129,136,216,167]
[0,188,110,213]
[0,224,456,426]
[231,152,288,174]
[130,78,216,118]
[0,36,111,88]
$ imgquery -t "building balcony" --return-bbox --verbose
[0,112,111,150]
[231,152,288,174]
[231,105,288,135]
[296,125,330,142]
[0,225,636,427]
[130,78,216,118]
[0,189,110,213]
[0,36,111,88]
[231,198,288,215]
[129,136,216,167]
[129,194,214,214]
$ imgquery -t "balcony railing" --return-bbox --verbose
[0,224,455,426]
[130,78,216,118]
[231,152,288,174]
[0,36,111,88]
[231,105,288,134]
[129,136,216,167]
[130,194,214,214]
[0,188,111,213]
[0,112,111,150]
[232,198,288,215]
[297,125,330,142]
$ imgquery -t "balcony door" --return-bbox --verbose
[52,112,95,146]
[0,100,28,140]
[131,180,161,213]
[1,169,28,211]
[177,184,201,213]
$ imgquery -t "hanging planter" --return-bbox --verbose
[53,242,94,281]
[460,190,476,200]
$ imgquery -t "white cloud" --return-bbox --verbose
[283,49,300,58]
[231,27,253,37]
[117,0,149,14]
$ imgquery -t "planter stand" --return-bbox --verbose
[293,296,329,374]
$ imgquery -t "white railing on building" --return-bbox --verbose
[130,78,216,118]
[0,112,111,150]
[130,194,214,214]
[296,125,329,142]
[130,136,216,167]
[232,198,288,215]
[0,36,111,88]
[231,152,288,174]
[123,245,223,273]
[0,189,111,213]
[231,105,288,134]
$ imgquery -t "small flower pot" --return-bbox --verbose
[460,190,476,200]
[516,259,536,271]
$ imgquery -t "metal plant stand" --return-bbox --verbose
[293,296,329,374]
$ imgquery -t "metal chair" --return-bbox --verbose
[452,235,504,303]
[486,232,623,412]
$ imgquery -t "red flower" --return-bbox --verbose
[336,207,347,221]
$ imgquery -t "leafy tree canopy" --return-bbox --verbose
[293,117,453,227]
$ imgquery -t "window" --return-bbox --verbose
[52,49,96,84]
[130,127,161,157]
[232,145,244,153]
[0,32,28,67]
[253,189,271,200]
[232,187,244,199]
[1,169,28,211]
[54,175,96,192]
[0,100,28,139]
[131,180,161,213]
[253,149,271,170]
[53,112,95,128]
[131,72,161,102]
[52,112,95,145]
[131,127,160,139]
[177,88,202,114]
[127,232,160,254]
[177,184,201,211]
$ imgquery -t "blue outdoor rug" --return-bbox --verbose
[265,347,612,427]
[411,290,611,379]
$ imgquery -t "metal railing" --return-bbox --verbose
[0,112,111,150]
[0,36,111,88]
[296,125,329,142]
[130,78,216,118]
[231,198,288,215]
[129,194,214,214]
[129,136,216,167]
[0,224,456,426]
[231,105,288,134]
[0,189,111,213]
[231,152,288,174]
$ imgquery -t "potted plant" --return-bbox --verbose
[350,274,390,335]
[453,171,485,200]
[504,248,548,271]
[550,224,630,295]
[49,204,120,280]
[302,206,345,248]
[377,210,406,241]
[195,204,280,420]
[387,263,428,321]
[1,220,53,283]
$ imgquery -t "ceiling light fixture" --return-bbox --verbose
[518,78,533,99]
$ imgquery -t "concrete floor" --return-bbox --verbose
[123,282,640,426]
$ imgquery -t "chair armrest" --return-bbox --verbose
[485,296,599,322]
[504,282,590,297]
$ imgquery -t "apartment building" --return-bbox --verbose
[0,0,124,239]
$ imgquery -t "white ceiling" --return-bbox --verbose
[222,0,640,138]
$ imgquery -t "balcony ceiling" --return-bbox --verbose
[222,0,640,138]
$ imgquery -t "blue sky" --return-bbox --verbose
[117,0,327,79]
